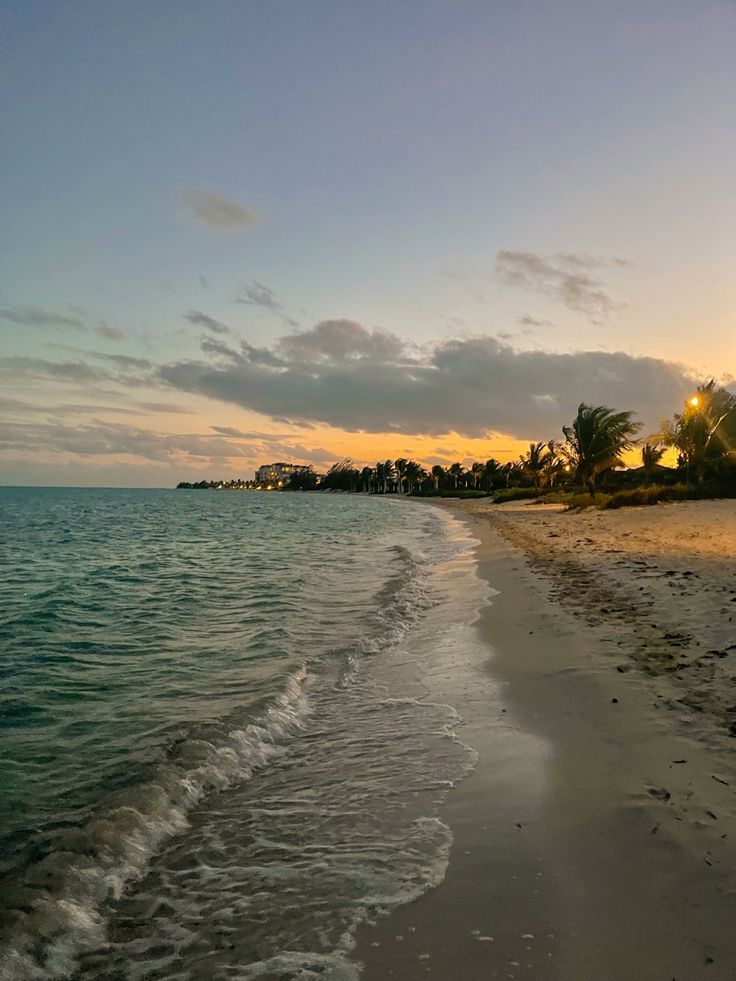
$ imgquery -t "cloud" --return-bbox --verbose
[518,314,554,328]
[184,310,232,335]
[181,189,257,231]
[96,322,125,341]
[0,414,339,482]
[0,306,86,331]
[0,396,166,417]
[159,320,694,440]
[0,353,153,389]
[495,251,625,322]
[278,319,405,364]
[237,280,279,309]
[136,401,194,414]
[0,420,249,462]
[236,279,299,327]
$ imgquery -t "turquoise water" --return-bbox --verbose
[0,488,484,979]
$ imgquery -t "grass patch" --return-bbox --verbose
[563,482,736,511]
[563,492,611,511]
[489,487,539,504]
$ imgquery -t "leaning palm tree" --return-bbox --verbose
[562,403,641,496]
[404,460,424,495]
[501,460,521,487]
[539,440,563,488]
[394,458,408,494]
[519,442,550,489]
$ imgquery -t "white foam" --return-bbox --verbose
[0,665,312,981]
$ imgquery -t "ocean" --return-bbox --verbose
[0,487,488,980]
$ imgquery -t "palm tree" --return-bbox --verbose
[404,460,424,494]
[659,382,736,484]
[360,466,374,493]
[640,442,665,477]
[562,403,641,496]
[470,461,485,489]
[394,458,408,494]
[519,442,550,489]
[431,465,445,491]
[383,459,395,494]
[540,440,563,488]
[500,461,519,487]
[448,462,465,489]
[484,458,502,491]
[374,460,386,494]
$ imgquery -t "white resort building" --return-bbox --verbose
[255,462,311,487]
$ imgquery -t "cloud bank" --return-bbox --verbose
[160,319,693,439]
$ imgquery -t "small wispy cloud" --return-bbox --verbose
[237,280,279,309]
[96,322,125,341]
[182,188,258,232]
[184,310,232,335]
[494,250,626,322]
[518,314,554,329]
[0,306,86,331]
[236,279,299,327]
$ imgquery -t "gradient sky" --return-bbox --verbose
[1,0,734,485]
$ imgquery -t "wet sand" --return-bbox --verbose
[353,499,736,980]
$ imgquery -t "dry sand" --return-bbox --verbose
[353,498,736,980]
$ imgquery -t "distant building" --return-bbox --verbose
[255,462,311,487]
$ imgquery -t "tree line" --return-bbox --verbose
[307,381,736,498]
[178,381,736,499]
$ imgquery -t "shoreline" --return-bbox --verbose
[353,498,736,979]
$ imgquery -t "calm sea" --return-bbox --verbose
[0,488,487,979]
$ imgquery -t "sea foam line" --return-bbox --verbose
[0,665,311,981]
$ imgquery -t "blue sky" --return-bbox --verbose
[1,0,734,484]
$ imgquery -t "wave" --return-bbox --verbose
[239,816,453,981]
[0,500,480,980]
[0,666,311,981]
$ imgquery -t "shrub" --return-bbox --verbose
[432,489,490,499]
[564,492,612,511]
[490,487,540,504]
[563,482,736,511]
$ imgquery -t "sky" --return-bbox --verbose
[1,0,735,486]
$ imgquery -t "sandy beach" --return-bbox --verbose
[354,498,736,980]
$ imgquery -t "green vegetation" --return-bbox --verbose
[178,380,736,508]
[562,404,641,496]
[657,381,736,485]
[489,487,541,504]
[565,482,736,511]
